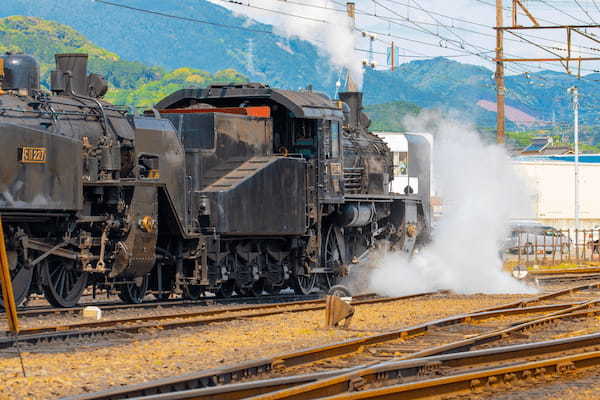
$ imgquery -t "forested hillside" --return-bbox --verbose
[0,16,247,106]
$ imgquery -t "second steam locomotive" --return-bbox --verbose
[0,52,431,307]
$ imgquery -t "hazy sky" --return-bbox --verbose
[207,0,600,76]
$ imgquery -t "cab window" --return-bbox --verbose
[392,151,408,176]
[330,121,340,158]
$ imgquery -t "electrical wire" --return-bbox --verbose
[211,0,329,22]
[573,0,599,23]
[94,0,600,78]
[535,0,590,24]
[92,0,275,34]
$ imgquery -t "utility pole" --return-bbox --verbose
[346,2,358,91]
[495,0,505,144]
[391,41,395,72]
[569,86,580,231]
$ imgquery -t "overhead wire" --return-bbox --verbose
[94,0,600,78]
[92,0,275,33]
[534,0,590,23]
[211,0,329,22]
[573,0,600,23]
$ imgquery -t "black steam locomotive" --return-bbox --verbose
[0,52,431,307]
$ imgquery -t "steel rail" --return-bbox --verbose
[315,349,600,400]
[533,273,600,284]
[7,292,428,336]
[123,331,600,400]
[528,267,600,276]
[0,293,436,348]
[474,281,600,312]
[1,294,324,319]
[237,301,600,400]
[64,301,592,400]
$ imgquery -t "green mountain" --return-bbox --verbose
[363,57,600,130]
[3,2,600,145]
[364,101,422,132]
[0,16,247,106]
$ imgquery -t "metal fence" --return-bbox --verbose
[509,229,600,266]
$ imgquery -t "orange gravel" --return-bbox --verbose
[0,293,536,399]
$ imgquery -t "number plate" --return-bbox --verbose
[329,162,342,176]
[19,147,47,163]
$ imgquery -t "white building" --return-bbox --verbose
[513,155,600,229]
[374,131,434,196]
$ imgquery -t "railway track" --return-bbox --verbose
[0,292,437,349]
[532,273,600,285]
[64,281,600,400]
[1,293,325,319]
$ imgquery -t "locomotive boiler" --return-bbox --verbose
[0,52,430,307]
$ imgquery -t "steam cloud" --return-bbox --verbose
[369,112,535,296]
[270,10,363,88]
[218,0,364,88]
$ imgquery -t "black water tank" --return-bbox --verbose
[1,52,40,93]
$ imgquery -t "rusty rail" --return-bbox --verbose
[137,330,600,400]
[64,284,600,400]
[312,350,600,400]
[0,292,436,347]
[1,293,326,319]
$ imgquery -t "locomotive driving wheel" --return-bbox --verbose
[322,225,343,290]
[216,280,235,298]
[0,250,33,308]
[118,275,149,304]
[183,284,204,300]
[291,264,317,295]
[41,258,88,308]
[237,278,265,297]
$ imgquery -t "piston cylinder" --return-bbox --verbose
[340,203,375,227]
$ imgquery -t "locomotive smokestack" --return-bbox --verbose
[53,53,88,95]
[339,91,363,130]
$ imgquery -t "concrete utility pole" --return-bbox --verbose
[568,86,580,230]
[346,2,358,91]
[495,0,506,144]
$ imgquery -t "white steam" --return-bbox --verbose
[213,0,364,88]
[270,11,363,88]
[369,112,535,295]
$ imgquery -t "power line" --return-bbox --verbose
[211,0,329,23]
[573,0,599,24]
[534,0,590,23]
[593,0,600,15]
[92,0,275,34]
[94,0,600,78]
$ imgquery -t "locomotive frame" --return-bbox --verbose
[0,52,431,307]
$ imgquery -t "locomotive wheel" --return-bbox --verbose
[41,259,88,308]
[328,284,352,297]
[264,280,282,295]
[323,273,339,290]
[118,275,149,304]
[216,280,235,298]
[154,292,171,301]
[0,250,33,308]
[238,279,264,297]
[321,225,343,290]
[183,285,204,300]
[291,273,316,295]
[323,225,343,272]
